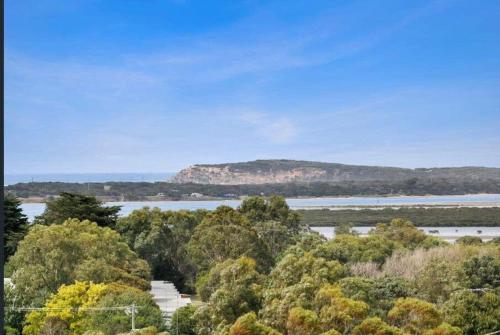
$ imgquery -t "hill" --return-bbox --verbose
[170,159,500,185]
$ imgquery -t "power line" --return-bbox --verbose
[4,306,134,311]
[4,305,140,332]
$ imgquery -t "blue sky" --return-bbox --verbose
[5,0,500,173]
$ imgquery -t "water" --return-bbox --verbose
[21,193,500,220]
[287,194,500,208]
[21,195,500,241]
[4,172,175,185]
[311,226,500,241]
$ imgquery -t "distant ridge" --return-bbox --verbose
[169,159,500,185]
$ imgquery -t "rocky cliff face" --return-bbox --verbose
[170,165,333,184]
[169,160,500,185]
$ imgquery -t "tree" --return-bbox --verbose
[455,236,482,245]
[423,323,462,335]
[260,251,347,332]
[23,282,164,335]
[313,234,396,264]
[339,276,414,317]
[187,206,272,272]
[334,223,358,236]
[238,196,303,234]
[4,283,25,335]
[443,290,500,335]
[352,317,401,335]
[286,307,320,335]
[34,192,121,227]
[370,219,428,249]
[388,298,442,335]
[87,283,165,335]
[314,284,368,333]
[4,195,29,261]
[414,259,460,304]
[9,219,150,305]
[23,281,108,335]
[116,208,204,292]
[229,312,282,335]
[169,305,197,335]
[195,257,265,335]
[459,256,500,289]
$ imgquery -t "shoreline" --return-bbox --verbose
[18,193,500,205]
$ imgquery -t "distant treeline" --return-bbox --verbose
[298,207,500,227]
[5,178,500,200]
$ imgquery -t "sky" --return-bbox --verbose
[5,0,500,174]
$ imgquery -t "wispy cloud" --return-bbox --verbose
[240,111,298,144]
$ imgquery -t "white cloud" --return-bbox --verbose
[240,111,298,144]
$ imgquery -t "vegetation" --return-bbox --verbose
[298,207,500,227]
[172,159,500,183]
[4,193,500,335]
[33,192,121,226]
[7,219,150,306]
[23,281,164,335]
[6,177,500,201]
[4,195,29,262]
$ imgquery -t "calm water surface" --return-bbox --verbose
[21,194,500,221]
[311,226,500,241]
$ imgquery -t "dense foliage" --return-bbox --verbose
[7,219,150,306]
[4,193,499,335]
[23,281,164,335]
[6,177,500,201]
[33,192,121,226]
[299,207,500,227]
[3,195,29,262]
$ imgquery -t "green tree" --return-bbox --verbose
[260,251,347,332]
[455,236,482,245]
[116,208,204,292]
[286,307,320,335]
[195,257,265,335]
[459,256,500,289]
[4,195,29,261]
[229,312,282,335]
[34,192,121,227]
[87,283,165,335]
[238,196,303,234]
[187,206,272,272]
[423,323,462,335]
[4,283,25,335]
[334,223,358,236]
[443,290,500,335]
[9,219,150,305]
[169,305,197,335]
[388,298,442,335]
[370,219,428,249]
[314,284,368,333]
[313,234,396,264]
[23,282,164,335]
[352,317,401,335]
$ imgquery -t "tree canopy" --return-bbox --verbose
[34,192,121,227]
[4,195,29,262]
[9,219,150,305]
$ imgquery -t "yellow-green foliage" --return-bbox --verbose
[23,281,108,335]
[352,317,401,335]
[229,312,282,335]
[388,298,442,335]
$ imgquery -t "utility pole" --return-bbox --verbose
[131,303,136,332]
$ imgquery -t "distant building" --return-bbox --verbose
[190,192,204,198]
[156,192,165,197]
[103,185,112,191]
